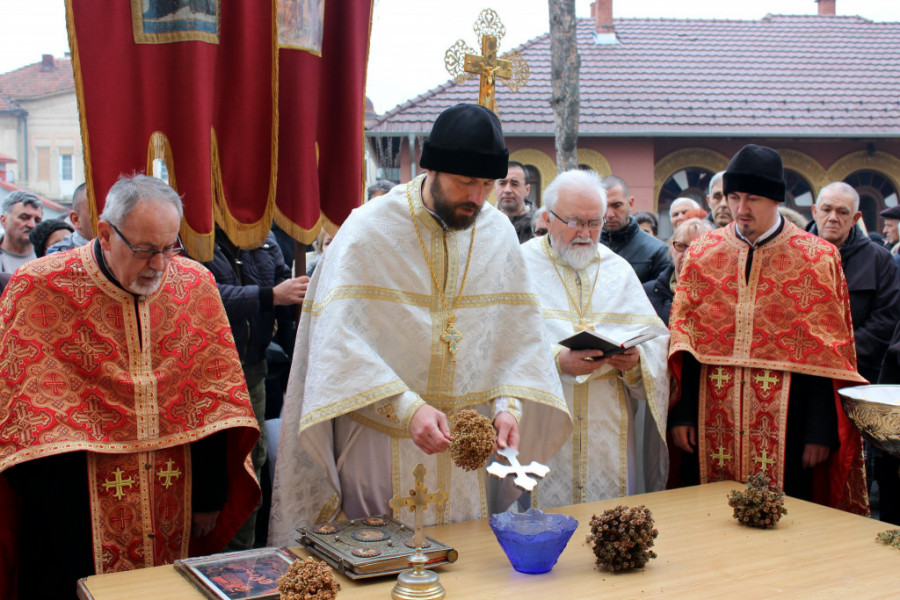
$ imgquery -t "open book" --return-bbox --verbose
[558,327,659,357]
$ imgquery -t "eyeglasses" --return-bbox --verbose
[671,241,690,253]
[110,223,184,260]
[548,209,604,231]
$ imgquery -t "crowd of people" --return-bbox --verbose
[1,103,899,597]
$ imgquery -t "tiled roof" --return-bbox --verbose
[0,56,74,112]
[369,15,900,137]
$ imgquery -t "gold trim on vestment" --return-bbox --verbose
[390,437,401,521]
[616,382,628,498]
[299,380,408,431]
[572,383,588,505]
[315,493,342,524]
[437,452,451,525]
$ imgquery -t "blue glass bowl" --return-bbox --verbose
[489,509,579,574]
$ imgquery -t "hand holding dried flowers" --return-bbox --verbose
[449,409,495,471]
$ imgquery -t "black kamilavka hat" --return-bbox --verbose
[723,144,786,203]
[419,104,509,179]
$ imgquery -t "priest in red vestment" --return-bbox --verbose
[0,175,260,599]
[668,145,868,516]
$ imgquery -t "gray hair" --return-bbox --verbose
[601,174,629,197]
[544,169,607,215]
[2,190,42,216]
[670,197,701,213]
[367,179,395,200]
[531,205,548,233]
[816,181,860,213]
[100,174,183,226]
[708,171,725,196]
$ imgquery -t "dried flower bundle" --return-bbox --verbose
[876,528,900,549]
[449,409,495,471]
[587,505,658,572]
[727,473,787,529]
[277,557,340,600]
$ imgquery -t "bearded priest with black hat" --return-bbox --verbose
[268,104,572,545]
[666,144,869,515]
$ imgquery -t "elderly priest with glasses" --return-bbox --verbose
[519,169,670,509]
[0,174,260,600]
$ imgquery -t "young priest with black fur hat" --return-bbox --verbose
[666,144,869,515]
[268,104,572,545]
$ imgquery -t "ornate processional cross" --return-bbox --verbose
[486,447,550,492]
[389,464,448,548]
[444,9,530,113]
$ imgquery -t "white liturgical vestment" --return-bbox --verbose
[268,175,572,547]
[520,236,670,508]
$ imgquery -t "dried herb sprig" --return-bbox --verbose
[727,473,787,529]
[876,528,900,549]
[587,504,658,572]
[277,557,341,600]
[449,409,495,471]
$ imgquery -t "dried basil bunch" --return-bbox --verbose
[587,505,658,572]
[727,473,787,528]
[876,529,900,549]
[277,557,341,600]
[449,409,495,471]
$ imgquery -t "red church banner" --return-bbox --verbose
[66,1,372,259]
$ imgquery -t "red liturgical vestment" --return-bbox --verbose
[0,244,259,591]
[668,222,868,515]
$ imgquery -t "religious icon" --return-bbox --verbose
[278,0,325,54]
[134,0,219,43]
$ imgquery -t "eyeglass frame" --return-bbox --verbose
[670,240,690,253]
[109,222,184,260]
[547,209,605,231]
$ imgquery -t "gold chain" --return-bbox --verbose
[407,179,477,360]
[548,242,601,331]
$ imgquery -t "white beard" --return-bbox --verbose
[553,234,597,271]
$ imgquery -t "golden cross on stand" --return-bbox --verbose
[389,464,448,549]
[753,449,776,473]
[444,9,531,114]
[711,445,732,467]
[156,459,183,489]
[102,467,136,500]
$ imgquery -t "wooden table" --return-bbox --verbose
[78,482,898,599]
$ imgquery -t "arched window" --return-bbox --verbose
[657,167,713,239]
[843,171,899,234]
[522,164,542,208]
[784,170,814,224]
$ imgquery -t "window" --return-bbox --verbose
[60,153,73,181]
[657,167,713,239]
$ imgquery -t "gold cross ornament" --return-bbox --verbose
[102,467,136,500]
[444,9,530,113]
[753,449,776,473]
[389,464,448,548]
[711,445,732,467]
[156,459,183,489]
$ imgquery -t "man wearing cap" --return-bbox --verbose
[667,144,868,515]
[268,104,571,545]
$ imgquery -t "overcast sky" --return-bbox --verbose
[3,0,899,113]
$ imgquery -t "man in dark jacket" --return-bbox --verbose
[810,182,900,524]
[600,175,672,283]
[809,182,900,384]
[203,226,308,549]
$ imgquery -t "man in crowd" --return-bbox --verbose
[669,196,701,231]
[0,175,259,598]
[809,182,900,384]
[47,182,93,254]
[0,190,43,272]
[494,161,535,243]
[705,171,732,228]
[521,169,669,508]
[600,175,671,283]
[203,226,308,550]
[269,104,571,546]
[367,179,395,201]
[668,145,868,515]
[881,204,900,255]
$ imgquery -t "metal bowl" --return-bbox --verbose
[838,385,900,459]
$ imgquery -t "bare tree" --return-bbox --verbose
[548,0,580,173]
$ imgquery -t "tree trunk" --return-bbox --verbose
[548,0,580,173]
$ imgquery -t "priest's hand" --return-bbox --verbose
[606,347,640,372]
[192,511,220,537]
[671,425,696,454]
[802,443,830,468]
[409,404,452,454]
[493,410,519,452]
[273,275,310,306]
[558,347,607,376]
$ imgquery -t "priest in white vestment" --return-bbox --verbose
[268,104,572,546]
[520,169,670,509]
